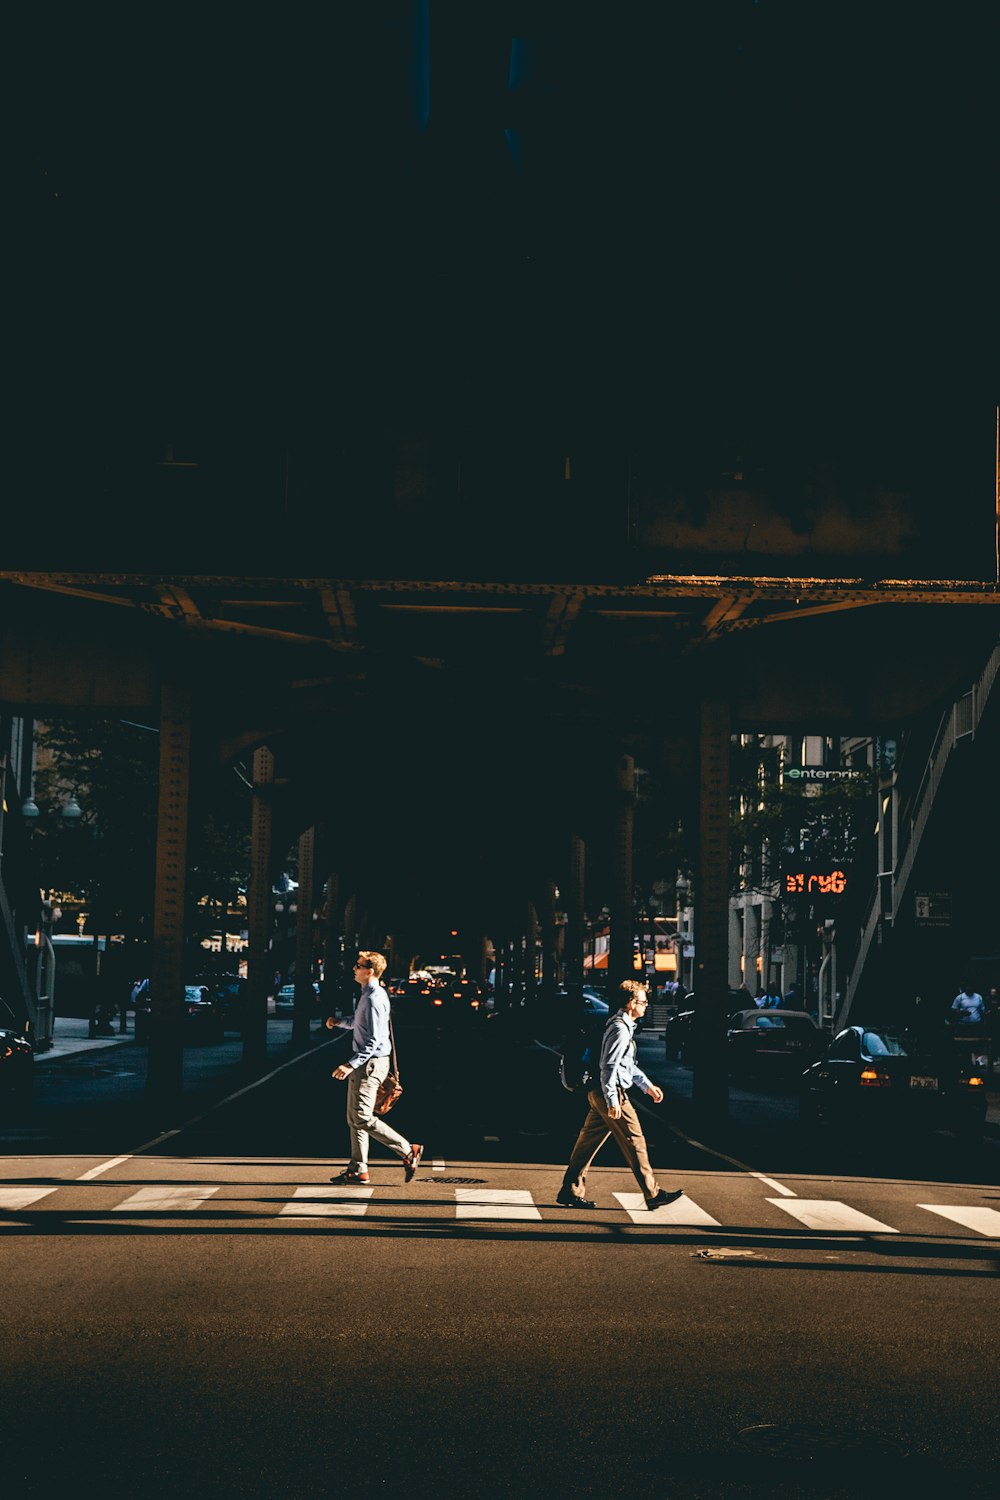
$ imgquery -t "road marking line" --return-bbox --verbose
[77,1154,132,1181]
[917,1204,1000,1237]
[431,1159,447,1171]
[768,1199,898,1233]
[455,1188,541,1221]
[279,1186,373,1218]
[642,1102,800,1198]
[614,1192,721,1226]
[0,1187,56,1215]
[112,1186,220,1212]
[752,1174,797,1197]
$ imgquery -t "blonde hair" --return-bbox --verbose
[618,979,647,1004]
[357,950,387,979]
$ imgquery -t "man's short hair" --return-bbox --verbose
[357,950,387,979]
[618,979,647,1003]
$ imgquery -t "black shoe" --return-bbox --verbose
[646,1188,683,1210]
[556,1191,598,1209]
[403,1144,424,1183]
[330,1168,370,1185]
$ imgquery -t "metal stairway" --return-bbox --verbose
[835,640,1000,1031]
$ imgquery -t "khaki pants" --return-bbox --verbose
[562,1087,659,1201]
[346,1055,411,1169]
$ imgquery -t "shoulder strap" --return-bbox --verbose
[388,1012,400,1082]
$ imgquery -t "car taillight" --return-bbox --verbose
[963,1076,985,1088]
[860,1068,891,1087]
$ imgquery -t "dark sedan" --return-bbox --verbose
[726,1008,826,1079]
[800,1024,989,1139]
[0,998,33,1111]
[134,985,225,1044]
[395,975,488,1024]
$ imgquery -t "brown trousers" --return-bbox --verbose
[562,1087,659,1201]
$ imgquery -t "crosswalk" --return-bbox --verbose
[2,1182,1000,1236]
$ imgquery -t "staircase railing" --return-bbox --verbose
[836,640,1000,1031]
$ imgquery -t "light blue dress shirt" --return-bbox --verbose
[349,981,393,1069]
[599,1011,654,1110]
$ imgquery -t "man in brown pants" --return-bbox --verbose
[557,980,684,1211]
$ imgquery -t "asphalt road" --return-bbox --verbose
[2,1018,999,1499]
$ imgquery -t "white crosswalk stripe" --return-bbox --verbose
[613,1191,721,1225]
[768,1199,898,1233]
[279,1186,374,1218]
[917,1204,1000,1237]
[112,1186,220,1212]
[0,1187,56,1218]
[454,1188,541,1221]
[5,1180,1000,1236]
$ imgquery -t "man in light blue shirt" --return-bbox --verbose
[557,980,684,1211]
[951,985,986,1028]
[328,951,423,1185]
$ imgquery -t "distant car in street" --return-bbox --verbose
[664,1007,696,1062]
[274,982,321,1011]
[134,985,225,1044]
[554,986,610,1018]
[0,996,33,1111]
[663,991,743,1063]
[394,974,487,1024]
[800,1024,989,1139]
[193,974,246,1032]
[726,1008,826,1079]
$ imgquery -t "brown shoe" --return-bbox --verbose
[403,1144,424,1182]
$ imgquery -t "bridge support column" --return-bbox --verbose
[610,754,636,990]
[692,697,731,1128]
[565,834,585,1005]
[321,869,341,1016]
[244,746,274,1069]
[292,825,316,1046]
[146,677,191,1105]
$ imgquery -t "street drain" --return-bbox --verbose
[693,1247,758,1259]
[432,1177,487,1184]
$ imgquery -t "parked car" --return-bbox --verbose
[274,982,321,1011]
[800,1024,989,1139]
[726,1007,826,1079]
[554,986,610,1018]
[134,984,225,1044]
[192,974,246,1032]
[664,1007,696,1062]
[664,991,743,1062]
[0,997,33,1110]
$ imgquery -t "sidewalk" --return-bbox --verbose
[34,1015,138,1063]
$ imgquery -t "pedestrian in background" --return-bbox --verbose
[327,950,423,1186]
[557,979,683,1211]
[950,982,986,1028]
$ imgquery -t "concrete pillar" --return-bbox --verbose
[729,902,744,990]
[243,745,274,1068]
[692,697,731,1126]
[321,870,341,1016]
[564,834,585,1001]
[610,754,636,989]
[292,825,316,1045]
[146,676,192,1103]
